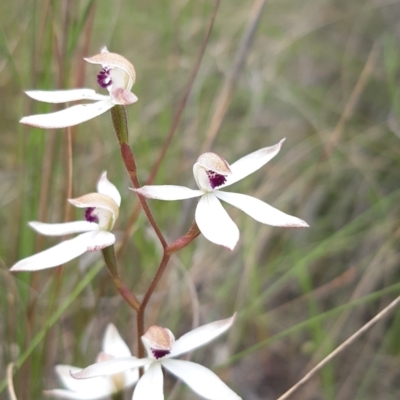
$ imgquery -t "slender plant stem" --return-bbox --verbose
[136,252,171,359]
[276,294,400,400]
[136,221,201,359]
[111,105,167,249]
[102,246,141,312]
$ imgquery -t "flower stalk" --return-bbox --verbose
[110,105,167,249]
[102,246,141,312]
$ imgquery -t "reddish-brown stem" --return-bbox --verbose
[166,221,201,255]
[136,252,171,358]
[111,105,167,249]
[120,142,167,249]
[102,246,141,312]
[136,221,201,359]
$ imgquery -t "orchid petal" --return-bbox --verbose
[219,139,285,189]
[162,359,241,400]
[123,368,140,390]
[133,185,203,201]
[97,172,121,207]
[43,389,109,400]
[133,363,163,400]
[20,99,114,129]
[195,194,239,250]
[72,357,152,379]
[111,88,138,105]
[10,231,96,271]
[50,365,113,397]
[29,221,98,236]
[86,231,116,252]
[169,314,236,358]
[103,324,132,358]
[25,89,109,104]
[214,191,309,228]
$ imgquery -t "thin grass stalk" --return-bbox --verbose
[276,294,400,400]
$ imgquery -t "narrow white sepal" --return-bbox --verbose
[43,388,109,400]
[162,359,242,400]
[97,172,121,207]
[51,365,113,397]
[29,221,98,236]
[10,231,96,271]
[86,231,116,252]
[20,99,114,129]
[72,357,152,379]
[219,139,285,189]
[133,185,203,201]
[214,191,309,228]
[169,314,236,358]
[25,89,109,103]
[102,324,132,358]
[132,363,163,400]
[195,193,239,250]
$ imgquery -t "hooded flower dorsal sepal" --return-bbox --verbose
[72,314,241,400]
[133,139,309,250]
[84,47,137,106]
[194,152,232,191]
[20,47,138,129]
[142,326,175,359]
[10,172,121,272]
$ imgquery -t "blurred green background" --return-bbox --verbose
[1,0,400,399]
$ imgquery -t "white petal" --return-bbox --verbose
[123,368,140,389]
[51,365,113,398]
[103,324,132,357]
[195,194,239,250]
[97,172,121,207]
[86,231,116,252]
[133,363,163,400]
[133,185,203,201]
[72,357,152,379]
[25,89,109,103]
[44,389,109,400]
[29,221,98,236]
[20,99,114,129]
[10,231,96,271]
[162,359,241,400]
[214,191,309,228]
[219,139,285,189]
[169,314,236,358]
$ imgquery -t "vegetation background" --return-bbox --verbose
[1,0,400,399]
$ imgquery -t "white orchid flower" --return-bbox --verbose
[10,172,120,272]
[72,315,241,400]
[20,47,138,129]
[133,139,308,250]
[45,324,138,399]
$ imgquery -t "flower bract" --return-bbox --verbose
[72,315,241,400]
[20,47,138,129]
[133,139,308,250]
[45,324,138,399]
[10,172,120,271]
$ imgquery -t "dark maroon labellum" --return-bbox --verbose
[151,349,170,360]
[85,207,99,223]
[97,67,112,89]
[207,170,227,189]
